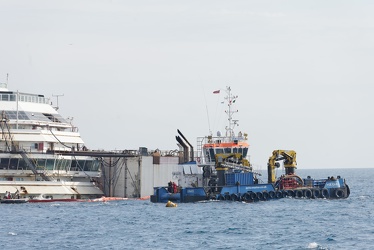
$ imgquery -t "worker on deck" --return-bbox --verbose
[168,181,173,193]
[172,182,177,193]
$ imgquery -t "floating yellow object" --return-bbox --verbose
[166,200,177,207]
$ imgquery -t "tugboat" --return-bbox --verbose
[151,86,350,203]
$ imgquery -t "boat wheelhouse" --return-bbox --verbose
[197,86,249,165]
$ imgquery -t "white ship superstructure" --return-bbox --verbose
[0,83,103,199]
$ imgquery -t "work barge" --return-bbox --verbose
[150,86,350,203]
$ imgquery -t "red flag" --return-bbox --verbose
[213,90,220,94]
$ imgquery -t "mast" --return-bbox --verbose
[224,86,238,139]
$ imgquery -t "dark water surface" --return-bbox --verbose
[1,168,373,250]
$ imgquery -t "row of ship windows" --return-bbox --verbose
[205,147,249,161]
[1,110,66,123]
[0,158,100,172]
[0,177,24,181]
[0,94,49,104]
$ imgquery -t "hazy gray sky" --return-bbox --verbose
[1,1,373,169]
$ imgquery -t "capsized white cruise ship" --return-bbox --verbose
[0,83,103,199]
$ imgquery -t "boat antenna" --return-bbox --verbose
[52,94,64,110]
[201,84,212,135]
[205,100,211,135]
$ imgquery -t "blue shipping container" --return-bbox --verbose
[225,172,254,186]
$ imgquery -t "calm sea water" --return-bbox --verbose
[1,168,373,250]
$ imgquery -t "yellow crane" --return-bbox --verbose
[267,150,297,183]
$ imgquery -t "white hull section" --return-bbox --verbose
[0,180,103,199]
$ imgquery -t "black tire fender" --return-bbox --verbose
[225,194,232,201]
[243,193,251,201]
[231,193,239,201]
[304,189,312,199]
[275,191,283,199]
[335,189,344,198]
[312,189,320,198]
[295,190,303,198]
[250,192,257,200]
[269,191,276,199]
[321,188,329,198]
[287,190,295,197]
